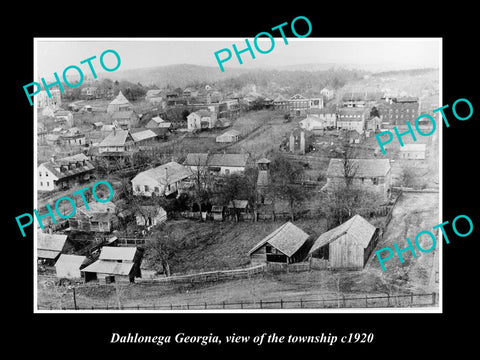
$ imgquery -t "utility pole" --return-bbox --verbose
[72,286,77,310]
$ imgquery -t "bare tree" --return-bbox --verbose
[268,153,306,221]
[336,132,358,190]
[144,226,178,277]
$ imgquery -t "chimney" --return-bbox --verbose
[300,131,306,155]
[50,155,56,164]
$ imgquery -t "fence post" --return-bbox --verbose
[106,305,109,310]
[170,303,173,310]
[411,293,414,306]
[260,300,263,309]
[240,301,243,309]
[187,303,189,310]
[280,299,283,309]
[342,294,346,308]
[432,292,436,305]
[387,294,390,307]
[222,301,225,309]
[365,295,368,308]
[205,302,207,310]
[300,298,303,309]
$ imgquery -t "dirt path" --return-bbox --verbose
[366,192,440,293]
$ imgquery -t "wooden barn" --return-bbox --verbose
[81,246,143,284]
[308,214,379,270]
[248,222,310,264]
[55,254,88,279]
[37,232,72,265]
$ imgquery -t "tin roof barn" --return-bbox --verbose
[81,246,142,284]
[55,254,88,279]
[37,232,72,264]
[248,222,310,264]
[308,214,379,270]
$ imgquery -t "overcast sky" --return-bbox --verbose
[35,38,441,79]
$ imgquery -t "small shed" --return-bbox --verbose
[55,254,88,279]
[37,232,71,265]
[211,205,226,221]
[227,200,250,221]
[216,129,241,143]
[248,222,310,264]
[308,214,379,270]
[135,206,167,226]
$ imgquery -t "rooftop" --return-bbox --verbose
[326,158,391,178]
[131,161,193,186]
[109,91,132,106]
[309,214,376,254]
[99,246,137,261]
[98,130,134,147]
[248,221,309,257]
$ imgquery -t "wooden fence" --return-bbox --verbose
[137,264,266,284]
[40,292,438,310]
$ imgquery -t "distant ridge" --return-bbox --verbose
[97,63,438,88]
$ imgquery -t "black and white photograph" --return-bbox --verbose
[8,8,478,356]
[33,38,441,312]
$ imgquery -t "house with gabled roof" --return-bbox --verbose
[248,222,310,264]
[308,214,379,270]
[322,158,392,197]
[216,129,241,143]
[38,153,95,192]
[111,110,139,129]
[131,129,159,145]
[131,161,193,197]
[68,201,118,233]
[187,109,217,130]
[98,129,136,154]
[107,91,133,114]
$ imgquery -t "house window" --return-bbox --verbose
[154,186,160,193]
[40,181,43,186]
[46,172,49,177]
[135,185,140,192]
[225,169,230,175]
[372,178,379,185]
[144,185,149,192]
[47,181,50,186]
[39,172,42,177]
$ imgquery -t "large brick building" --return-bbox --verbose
[377,97,419,126]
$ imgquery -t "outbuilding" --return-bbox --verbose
[81,246,142,284]
[37,232,72,265]
[308,214,379,270]
[55,254,88,279]
[248,222,310,264]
